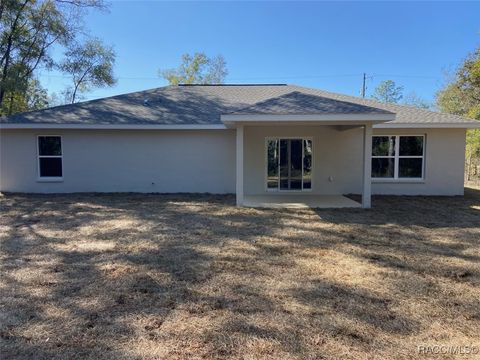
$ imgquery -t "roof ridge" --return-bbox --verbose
[177,83,287,86]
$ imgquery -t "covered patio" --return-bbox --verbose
[243,194,361,209]
[221,91,396,209]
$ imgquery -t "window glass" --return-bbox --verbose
[372,136,395,157]
[38,136,62,178]
[399,136,423,156]
[372,158,395,178]
[399,158,423,178]
[39,158,62,177]
[372,135,424,179]
[39,136,62,156]
[267,140,279,189]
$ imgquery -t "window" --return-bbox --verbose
[38,136,62,178]
[372,135,424,180]
[266,138,312,191]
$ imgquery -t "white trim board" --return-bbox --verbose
[0,124,228,130]
[221,113,395,123]
[374,122,480,129]
[1,121,478,130]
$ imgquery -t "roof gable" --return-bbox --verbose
[227,91,393,115]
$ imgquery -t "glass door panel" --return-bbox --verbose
[279,139,289,190]
[267,138,312,191]
[266,139,279,189]
[279,139,304,190]
[290,139,303,190]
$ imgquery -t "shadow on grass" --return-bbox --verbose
[0,190,479,358]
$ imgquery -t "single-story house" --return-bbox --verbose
[1,84,479,208]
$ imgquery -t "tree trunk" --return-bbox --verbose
[71,84,79,104]
[7,92,15,115]
[466,155,472,182]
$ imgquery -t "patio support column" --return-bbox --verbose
[236,125,244,206]
[362,123,372,208]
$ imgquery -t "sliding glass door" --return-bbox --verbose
[267,138,312,191]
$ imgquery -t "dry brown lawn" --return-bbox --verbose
[1,189,479,359]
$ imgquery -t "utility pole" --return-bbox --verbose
[361,73,366,98]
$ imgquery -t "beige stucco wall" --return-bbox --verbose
[0,129,236,193]
[0,126,466,196]
[243,126,466,196]
[371,128,466,196]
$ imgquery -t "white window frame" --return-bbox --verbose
[372,135,425,181]
[37,135,63,182]
[264,137,313,192]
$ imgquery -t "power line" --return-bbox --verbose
[38,73,365,81]
[38,74,162,80]
[372,73,440,79]
[38,72,442,101]
[38,72,441,81]
[227,74,362,80]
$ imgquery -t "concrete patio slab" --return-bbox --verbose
[243,194,361,209]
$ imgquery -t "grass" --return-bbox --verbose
[0,189,479,359]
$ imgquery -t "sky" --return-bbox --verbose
[39,1,480,104]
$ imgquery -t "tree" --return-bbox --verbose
[372,80,404,103]
[25,78,49,110]
[402,92,431,109]
[437,48,480,120]
[46,91,64,107]
[0,0,106,115]
[0,78,49,114]
[457,48,480,102]
[437,47,480,180]
[160,52,228,85]
[59,38,116,103]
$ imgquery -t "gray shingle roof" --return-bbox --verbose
[1,84,478,126]
[226,91,393,115]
